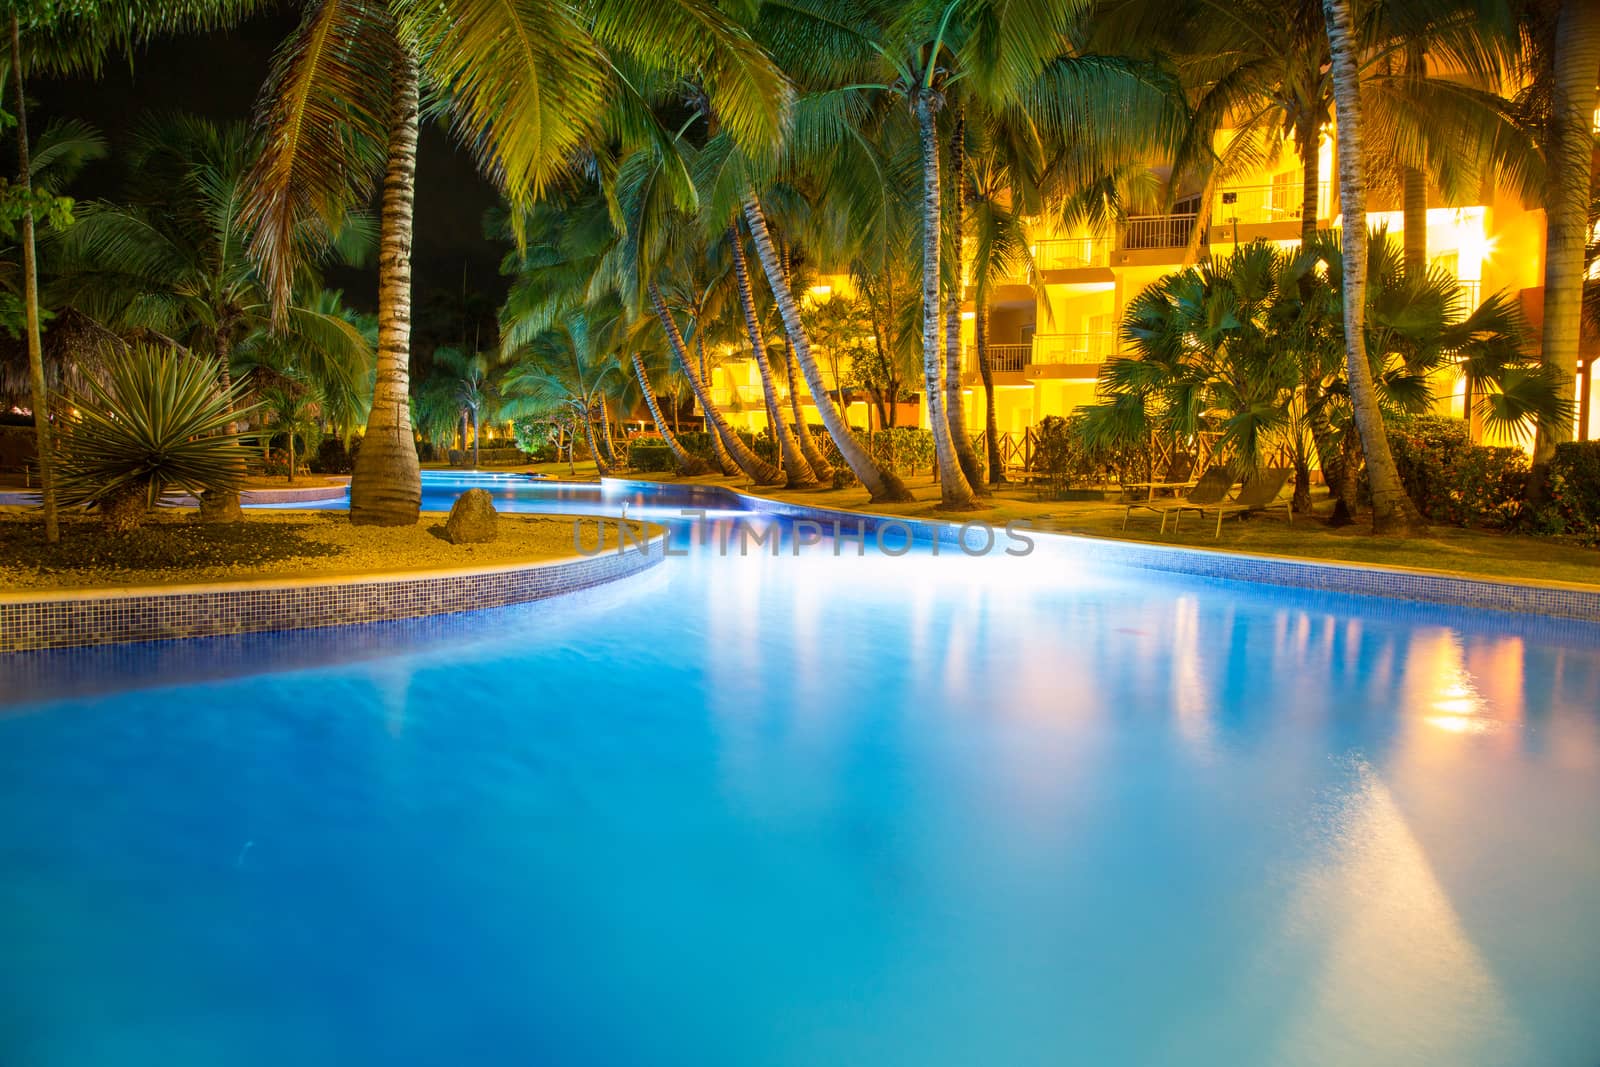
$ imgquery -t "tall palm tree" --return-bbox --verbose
[728,225,817,487]
[243,0,789,524]
[1322,0,1425,534]
[1529,0,1600,487]
[630,349,711,475]
[428,346,499,467]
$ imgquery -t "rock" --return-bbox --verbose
[445,488,499,544]
[198,488,244,524]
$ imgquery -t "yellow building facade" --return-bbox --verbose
[703,126,1599,453]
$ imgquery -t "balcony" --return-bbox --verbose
[1031,332,1118,365]
[1034,237,1110,271]
[985,343,1032,373]
[1214,182,1330,226]
[1121,214,1198,251]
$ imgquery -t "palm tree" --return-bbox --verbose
[428,346,499,468]
[243,0,789,524]
[50,115,371,516]
[1322,0,1425,534]
[630,349,712,474]
[8,0,271,541]
[728,226,817,486]
[1528,0,1600,487]
[502,308,625,477]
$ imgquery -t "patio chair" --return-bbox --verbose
[1174,467,1293,537]
[1121,451,1196,502]
[1123,465,1234,533]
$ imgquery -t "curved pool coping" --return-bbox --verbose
[0,482,351,508]
[598,477,1600,625]
[0,527,665,653]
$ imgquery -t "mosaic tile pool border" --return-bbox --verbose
[618,481,1600,625]
[0,483,350,508]
[0,534,665,653]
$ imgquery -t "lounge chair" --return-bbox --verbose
[1174,467,1293,537]
[1121,452,1196,501]
[1123,465,1234,533]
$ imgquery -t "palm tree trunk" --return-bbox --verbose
[694,329,741,476]
[632,353,709,474]
[10,15,57,543]
[1292,117,1323,515]
[1532,0,1600,494]
[287,427,296,485]
[649,282,782,484]
[1401,41,1429,277]
[781,335,834,481]
[1323,0,1423,535]
[730,228,817,487]
[470,406,480,467]
[944,107,986,493]
[350,51,422,526]
[582,398,611,476]
[742,188,909,500]
[915,92,977,509]
[976,297,1005,483]
[599,398,619,465]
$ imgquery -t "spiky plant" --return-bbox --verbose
[55,346,253,532]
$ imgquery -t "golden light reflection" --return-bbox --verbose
[1268,762,1525,1061]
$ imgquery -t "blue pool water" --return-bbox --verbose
[3,473,1599,1066]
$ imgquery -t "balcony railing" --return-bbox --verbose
[1448,279,1482,322]
[1034,237,1110,271]
[1032,332,1118,365]
[1121,214,1198,251]
[984,343,1032,373]
[1214,182,1329,226]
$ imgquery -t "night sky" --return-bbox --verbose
[32,12,508,335]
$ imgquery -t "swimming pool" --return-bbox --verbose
[3,474,1598,1065]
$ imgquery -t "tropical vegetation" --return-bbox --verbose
[2,0,1596,548]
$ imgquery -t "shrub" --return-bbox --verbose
[1031,415,1150,497]
[1387,415,1531,530]
[1533,441,1600,544]
[1387,415,1470,519]
[864,427,934,475]
[54,346,251,531]
[629,442,676,472]
[310,436,354,474]
[259,449,293,477]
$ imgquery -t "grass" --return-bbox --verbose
[622,469,1600,588]
[0,509,654,592]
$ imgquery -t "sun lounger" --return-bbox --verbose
[1174,467,1293,537]
[1121,452,1196,501]
[1123,465,1234,533]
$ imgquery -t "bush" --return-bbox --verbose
[1533,441,1600,544]
[54,346,251,531]
[1031,414,1151,498]
[1387,415,1469,519]
[1388,415,1530,530]
[310,435,355,474]
[867,426,935,475]
[629,441,676,472]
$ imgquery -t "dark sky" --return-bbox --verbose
[32,12,508,322]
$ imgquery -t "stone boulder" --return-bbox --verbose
[445,488,499,544]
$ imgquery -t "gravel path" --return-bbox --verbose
[0,510,650,592]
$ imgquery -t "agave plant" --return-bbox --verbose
[54,346,253,531]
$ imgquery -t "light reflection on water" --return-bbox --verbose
[1,474,1598,1066]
